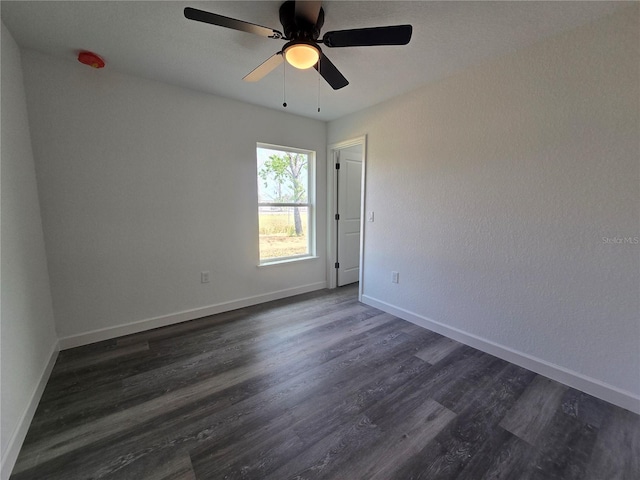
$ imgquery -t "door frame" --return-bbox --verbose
[326,135,367,299]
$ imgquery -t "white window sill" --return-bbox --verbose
[258,255,319,267]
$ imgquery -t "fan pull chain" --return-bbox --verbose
[282,59,287,108]
[317,60,321,113]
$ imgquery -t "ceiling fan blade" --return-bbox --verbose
[243,53,284,82]
[314,53,348,90]
[184,7,283,39]
[323,25,412,47]
[295,1,322,26]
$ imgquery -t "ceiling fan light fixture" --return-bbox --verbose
[283,41,320,69]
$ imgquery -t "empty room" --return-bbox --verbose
[1,1,638,479]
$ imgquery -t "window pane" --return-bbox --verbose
[257,148,308,204]
[259,206,309,260]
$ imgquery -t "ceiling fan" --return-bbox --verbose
[184,1,413,90]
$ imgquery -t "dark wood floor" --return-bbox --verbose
[11,286,640,479]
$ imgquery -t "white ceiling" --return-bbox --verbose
[1,1,626,121]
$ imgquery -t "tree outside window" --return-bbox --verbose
[257,144,314,263]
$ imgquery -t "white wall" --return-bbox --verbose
[20,49,327,345]
[0,22,59,479]
[329,6,639,411]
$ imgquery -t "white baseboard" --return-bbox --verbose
[362,295,640,415]
[1,342,59,480]
[58,282,327,350]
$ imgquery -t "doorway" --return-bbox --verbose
[327,136,366,296]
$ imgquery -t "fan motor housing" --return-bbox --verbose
[279,0,325,41]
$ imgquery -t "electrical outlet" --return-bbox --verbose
[201,271,210,283]
[391,271,399,284]
[368,211,375,222]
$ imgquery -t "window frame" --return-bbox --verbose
[257,142,316,266]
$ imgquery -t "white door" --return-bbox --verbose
[337,145,362,286]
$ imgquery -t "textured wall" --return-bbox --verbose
[20,50,327,340]
[1,22,58,477]
[329,7,639,400]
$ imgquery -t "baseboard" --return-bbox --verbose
[58,282,327,350]
[362,295,640,415]
[1,342,59,480]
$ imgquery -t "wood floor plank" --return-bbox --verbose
[258,357,439,480]
[189,333,432,478]
[499,375,568,446]
[24,312,359,445]
[560,387,611,428]
[10,285,640,480]
[13,310,396,475]
[41,288,358,398]
[430,351,509,413]
[40,293,361,402]
[463,430,535,480]
[324,396,457,480]
[53,341,150,374]
[415,335,463,364]
[263,348,514,479]
[519,408,599,480]
[13,309,403,478]
[26,302,376,438]
[583,405,640,480]
[105,318,413,480]
[392,362,536,480]
[118,451,197,480]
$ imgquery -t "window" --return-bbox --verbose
[257,144,315,264]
